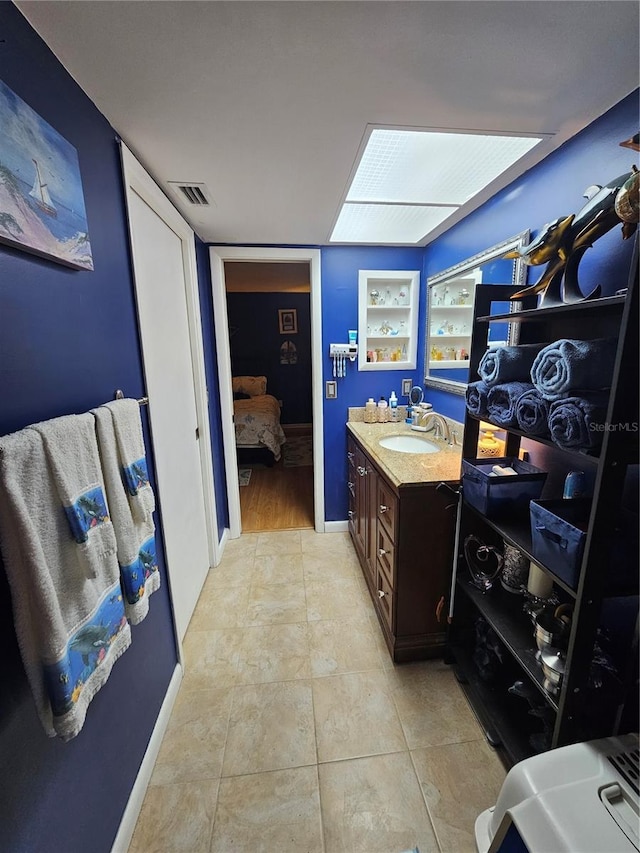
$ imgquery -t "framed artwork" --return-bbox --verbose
[278,308,297,334]
[280,340,298,364]
[0,78,94,270]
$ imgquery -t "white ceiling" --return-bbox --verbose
[16,1,640,247]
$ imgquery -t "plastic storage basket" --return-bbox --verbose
[529,498,590,589]
[462,457,547,519]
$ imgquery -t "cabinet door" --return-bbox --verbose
[351,444,368,563]
[364,462,379,587]
[347,436,358,544]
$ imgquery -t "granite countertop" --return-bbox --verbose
[347,419,463,488]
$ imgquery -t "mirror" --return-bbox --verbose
[409,385,424,406]
[424,231,530,396]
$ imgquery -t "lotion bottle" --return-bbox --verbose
[389,391,398,421]
[377,396,388,423]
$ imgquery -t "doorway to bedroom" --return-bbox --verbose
[225,260,314,532]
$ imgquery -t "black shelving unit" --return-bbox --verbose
[447,243,639,767]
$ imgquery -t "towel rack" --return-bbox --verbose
[114,389,149,406]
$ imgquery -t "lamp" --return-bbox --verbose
[477,421,505,457]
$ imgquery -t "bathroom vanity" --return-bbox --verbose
[347,420,462,661]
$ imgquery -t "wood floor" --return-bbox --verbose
[239,460,314,531]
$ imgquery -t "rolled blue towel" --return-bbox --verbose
[515,388,551,436]
[548,394,609,451]
[478,343,548,387]
[487,382,534,428]
[530,338,617,401]
[466,381,490,418]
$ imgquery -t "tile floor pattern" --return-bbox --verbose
[129,531,506,853]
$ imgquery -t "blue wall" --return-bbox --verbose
[0,5,178,850]
[422,90,639,424]
[321,247,424,520]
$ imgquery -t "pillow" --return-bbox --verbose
[232,375,267,397]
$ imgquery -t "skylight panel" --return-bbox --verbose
[330,203,456,244]
[346,129,542,205]
[331,126,545,244]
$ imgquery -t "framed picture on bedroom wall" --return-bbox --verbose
[278,308,297,334]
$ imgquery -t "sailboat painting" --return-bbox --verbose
[0,79,94,270]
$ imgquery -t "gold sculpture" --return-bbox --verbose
[505,168,637,306]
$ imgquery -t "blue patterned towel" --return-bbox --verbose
[103,399,155,524]
[548,394,609,450]
[93,406,159,625]
[530,338,617,401]
[0,420,131,740]
[515,388,551,436]
[466,381,491,418]
[478,343,548,387]
[487,382,534,428]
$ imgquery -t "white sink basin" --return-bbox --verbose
[378,434,440,454]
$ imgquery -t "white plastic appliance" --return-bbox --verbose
[476,733,639,853]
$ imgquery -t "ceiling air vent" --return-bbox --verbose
[168,181,211,206]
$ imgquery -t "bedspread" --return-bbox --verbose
[234,394,286,460]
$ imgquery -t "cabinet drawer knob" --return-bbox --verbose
[347,451,355,461]
[357,466,367,476]
[377,589,386,598]
[348,510,354,519]
[379,505,389,514]
[378,548,387,557]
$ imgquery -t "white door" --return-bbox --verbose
[121,146,216,643]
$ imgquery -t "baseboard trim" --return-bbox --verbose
[324,520,349,532]
[111,663,183,853]
[217,527,230,563]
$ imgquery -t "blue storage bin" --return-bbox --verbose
[461,456,547,519]
[530,498,591,589]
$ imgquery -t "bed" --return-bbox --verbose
[232,375,286,462]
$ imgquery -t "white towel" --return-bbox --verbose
[0,422,131,741]
[103,399,155,524]
[93,405,160,624]
[31,414,117,578]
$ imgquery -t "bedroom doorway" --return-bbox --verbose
[226,261,313,531]
[210,247,324,538]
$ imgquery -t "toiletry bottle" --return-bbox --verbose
[389,391,398,421]
[563,471,586,499]
[364,397,376,423]
[377,396,388,423]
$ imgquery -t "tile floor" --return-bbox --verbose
[129,530,506,853]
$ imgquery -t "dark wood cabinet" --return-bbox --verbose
[448,251,639,767]
[347,432,457,662]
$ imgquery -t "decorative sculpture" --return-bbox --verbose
[505,169,636,306]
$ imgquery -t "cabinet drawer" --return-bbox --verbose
[376,523,395,589]
[377,478,398,539]
[375,566,394,632]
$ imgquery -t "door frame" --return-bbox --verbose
[209,246,324,537]
[120,145,221,590]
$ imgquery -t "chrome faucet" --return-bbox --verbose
[421,411,452,445]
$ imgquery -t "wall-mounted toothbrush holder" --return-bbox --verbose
[329,343,358,378]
